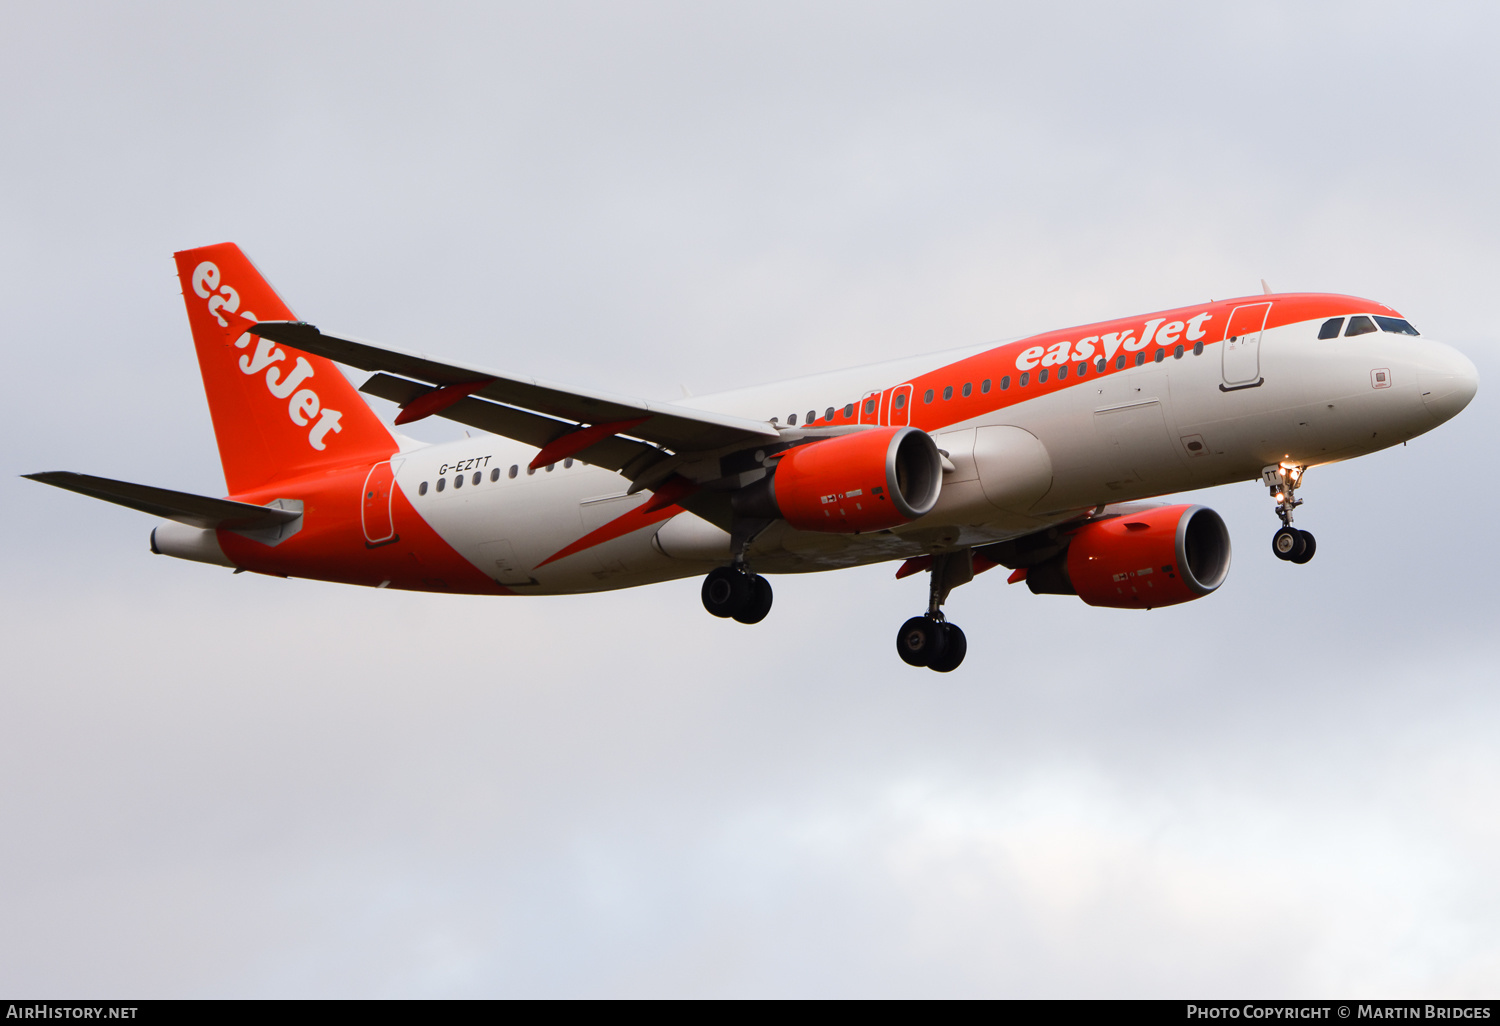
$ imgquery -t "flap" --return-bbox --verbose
[361,373,659,474]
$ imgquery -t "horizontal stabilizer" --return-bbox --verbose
[24,472,302,531]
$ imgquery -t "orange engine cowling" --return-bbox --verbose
[1027,504,1232,609]
[740,426,943,533]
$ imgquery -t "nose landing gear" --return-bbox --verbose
[1264,463,1316,563]
[895,549,970,672]
[701,565,773,624]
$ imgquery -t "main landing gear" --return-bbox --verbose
[701,565,773,624]
[896,550,970,673]
[1263,463,1316,564]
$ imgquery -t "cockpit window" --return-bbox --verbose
[1374,316,1420,336]
[1345,315,1377,337]
[1318,317,1344,339]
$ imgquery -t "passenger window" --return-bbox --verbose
[419,481,428,495]
[509,465,519,478]
[526,466,536,475]
[825,407,835,421]
[1077,361,1087,377]
[473,471,482,485]
[844,403,855,418]
[1057,365,1068,380]
[1174,345,1184,359]
[894,394,907,409]
[546,464,555,472]
[788,413,797,425]
[1318,317,1345,340]
[1135,352,1145,366]
[962,382,972,397]
[564,458,574,469]
[982,379,991,393]
[942,386,953,400]
[1193,340,1204,356]
[864,399,876,414]
[1116,355,1127,370]
[924,389,934,403]
[1375,316,1420,336]
[1345,315,1376,337]
[1096,358,1106,373]
[1020,372,1030,387]
[454,474,463,488]
[1153,349,1164,363]
[1000,376,1010,390]
[1039,368,1050,383]
[436,478,445,492]
[807,410,816,424]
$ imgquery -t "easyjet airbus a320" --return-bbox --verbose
[29,243,1479,671]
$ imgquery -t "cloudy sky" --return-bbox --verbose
[2,0,1498,997]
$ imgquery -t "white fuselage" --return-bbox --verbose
[391,311,1475,594]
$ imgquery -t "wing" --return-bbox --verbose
[24,472,302,531]
[247,322,779,470]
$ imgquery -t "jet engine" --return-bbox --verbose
[1024,504,1231,609]
[734,426,943,533]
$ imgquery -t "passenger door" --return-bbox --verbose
[1221,302,1270,390]
[361,460,399,547]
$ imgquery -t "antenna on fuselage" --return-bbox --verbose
[1261,279,1273,295]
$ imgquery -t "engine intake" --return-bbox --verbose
[735,426,942,533]
[1026,504,1231,609]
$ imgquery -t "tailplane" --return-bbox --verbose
[173,243,395,493]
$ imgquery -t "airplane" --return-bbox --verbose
[26,243,1479,672]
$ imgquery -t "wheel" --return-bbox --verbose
[702,566,754,618]
[1290,530,1316,564]
[1271,526,1305,561]
[929,622,967,673]
[897,615,948,667]
[733,574,774,624]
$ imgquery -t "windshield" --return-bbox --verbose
[1374,316,1420,336]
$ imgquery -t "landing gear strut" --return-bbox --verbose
[896,550,969,672]
[701,565,773,624]
[1263,463,1316,564]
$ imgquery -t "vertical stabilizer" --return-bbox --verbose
[173,243,395,493]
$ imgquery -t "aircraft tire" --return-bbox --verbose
[929,623,967,673]
[897,615,947,668]
[702,566,754,618]
[1290,530,1317,564]
[733,574,774,624]
[1271,526,1305,561]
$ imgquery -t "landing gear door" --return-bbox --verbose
[1221,302,1270,390]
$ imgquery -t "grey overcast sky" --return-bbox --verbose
[2,0,1498,997]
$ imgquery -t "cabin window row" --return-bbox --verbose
[911,340,1207,402]
[417,458,576,496]
[771,338,1210,422]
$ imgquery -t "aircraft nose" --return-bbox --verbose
[1419,342,1479,424]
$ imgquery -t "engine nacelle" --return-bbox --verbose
[736,426,943,533]
[1027,504,1231,609]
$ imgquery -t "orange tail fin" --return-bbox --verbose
[173,243,395,494]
